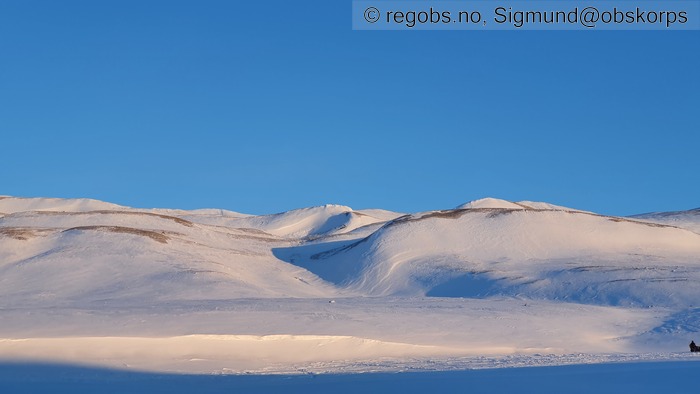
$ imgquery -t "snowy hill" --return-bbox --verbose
[0,209,336,305]
[1,196,700,374]
[285,208,700,307]
[456,197,527,210]
[456,197,587,212]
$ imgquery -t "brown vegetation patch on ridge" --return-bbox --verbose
[605,216,669,228]
[381,208,496,230]
[0,227,54,240]
[391,208,679,230]
[352,212,370,218]
[34,210,194,227]
[63,226,172,243]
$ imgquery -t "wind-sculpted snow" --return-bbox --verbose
[2,196,700,374]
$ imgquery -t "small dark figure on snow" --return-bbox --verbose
[690,341,699,352]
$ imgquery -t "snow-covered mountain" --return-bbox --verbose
[1,195,699,373]
[2,195,699,307]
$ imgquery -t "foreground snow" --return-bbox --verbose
[1,196,699,377]
[0,297,669,373]
[1,360,699,394]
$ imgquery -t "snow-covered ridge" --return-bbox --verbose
[0,196,128,213]
[457,197,527,210]
[456,197,589,212]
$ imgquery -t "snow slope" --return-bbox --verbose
[1,196,699,374]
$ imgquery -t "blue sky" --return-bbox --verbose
[1,1,698,215]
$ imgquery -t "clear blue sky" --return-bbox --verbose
[1,1,698,215]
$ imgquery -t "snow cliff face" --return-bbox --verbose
[1,196,699,309]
